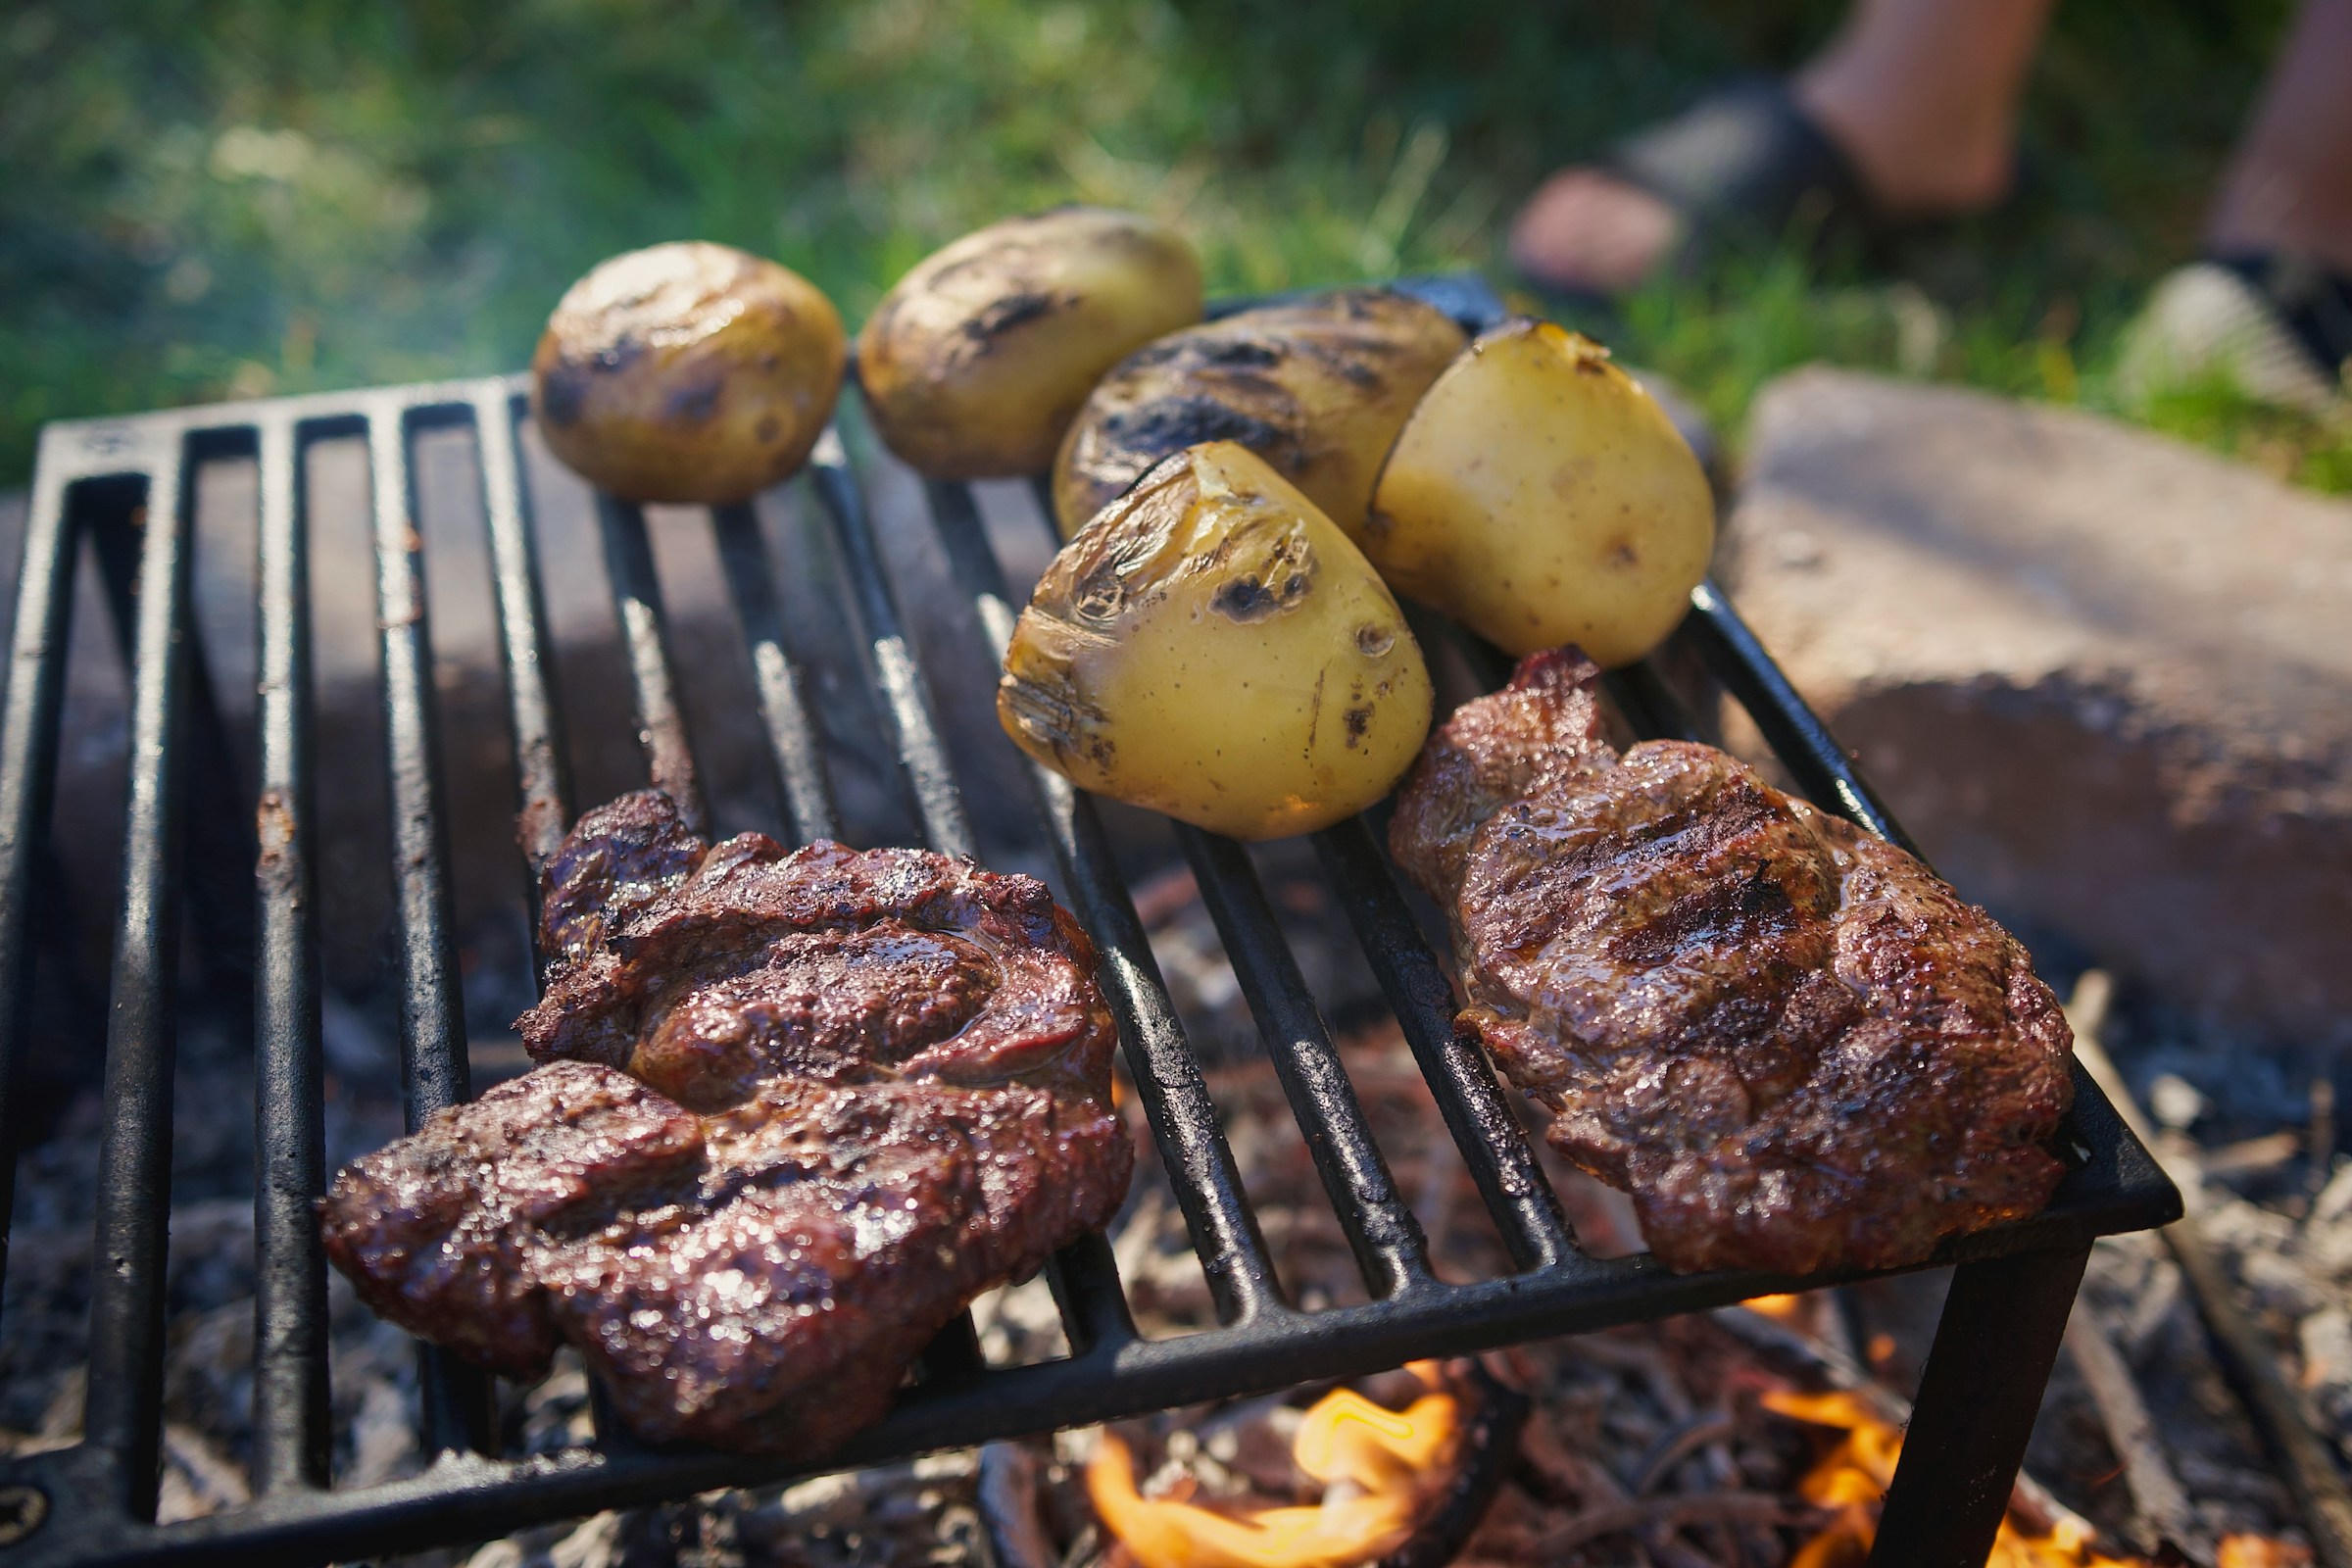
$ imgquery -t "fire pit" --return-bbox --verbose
[0,278,2180,1568]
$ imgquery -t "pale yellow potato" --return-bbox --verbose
[1366,318,1714,665]
[532,241,846,504]
[999,442,1432,841]
[1052,288,1465,540]
[858,208,1202,478]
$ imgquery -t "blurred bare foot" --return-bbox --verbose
[1509,0,2048,297]
[1508,171,1685,296]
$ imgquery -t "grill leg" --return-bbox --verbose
[1866,1245,2091,1567]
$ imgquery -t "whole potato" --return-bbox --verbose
[1052,288,1465,540]
[532,242,846,505]
[858,208,1202,479]
[1000,441,1431,841]
[1366,318,1714,665]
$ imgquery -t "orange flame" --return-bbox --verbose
[1087,1363,1462,1568]
[1764,1390,2148,1568]
[1743,1293,1806,1323]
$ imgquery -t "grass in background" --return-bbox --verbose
[2,0,2344,489]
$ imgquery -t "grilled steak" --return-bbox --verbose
[1390,650,2073,1275]
[321,791,1131,1456]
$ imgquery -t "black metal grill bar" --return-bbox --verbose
[1176,826,1435,1298]
[250,412,329,1495]
[87,467,256,1011]
[788,441,1000,1379]
[0,443,81,1312]
[595,497,708,836]
[9,1163,2164,1568]
[82,434,191,1522]
[1044,1231,1137,1355]
[710,501,841,844]
[805,440,976,861]
[918,476,1286,1328]
[368,405,498,1456]
[1308,817,1577,1272]
[473,391,573,908]
[1684,577,1918,856]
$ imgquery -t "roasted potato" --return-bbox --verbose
[1366,318,1714,665]
[1051,288,1466,541]
[532,241,846,505]
[858,208,1202,478]
[1000,441,1431,841]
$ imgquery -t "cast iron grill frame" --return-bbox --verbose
[0,280,2179,1568]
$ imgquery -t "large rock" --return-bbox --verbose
[1719,367,2352,1046]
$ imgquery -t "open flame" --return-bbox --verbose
[1086,1362,1463,1568]
[1765,1390,2147,1568]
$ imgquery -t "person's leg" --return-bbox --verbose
[2120,0,2352,411]
[2206,0,2352,272]
[1792,0,2053,217]
[1510,0,2053,295]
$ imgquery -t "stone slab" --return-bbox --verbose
[1720,367,2352,1046]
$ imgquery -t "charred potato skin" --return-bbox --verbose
[1051,288,1466,540]
[1367,318,1715,665]
[532,242,847,505]
[1000,442,1432,842]
[857,208,1203,479]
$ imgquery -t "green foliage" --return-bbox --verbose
[1,0,2343,488]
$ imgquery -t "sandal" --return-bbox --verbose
[2119,252,2352,415]
[1516,76,1886,305]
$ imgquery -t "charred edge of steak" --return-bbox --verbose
[537,788,710,965]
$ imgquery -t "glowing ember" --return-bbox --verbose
[1743,1293,1806,1322]
[1086,1362,1463,1568]
[1764,1390,2151,1567]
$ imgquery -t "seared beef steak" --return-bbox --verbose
[1391,650,2073,1276]
[320,791,1131,1456]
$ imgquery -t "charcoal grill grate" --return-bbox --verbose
[0,280,2179,1568]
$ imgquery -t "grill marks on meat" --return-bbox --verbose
[320,1061,704,1377]
[522,802,1110,1110]
[320,791,1131,1456]
[1391,650,2073,1276]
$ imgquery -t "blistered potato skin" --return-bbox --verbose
[1000,442,1432,842]
[858,208,1202,479]
[532,242,847,505]
[1052,289,1466,541]
[1367,319,1714,666]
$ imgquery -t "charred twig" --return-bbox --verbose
[978,1442,1056,1568]
[2070,971,2352,1568]
[1628,1411,1739,1495]
[2311,1078,2337,1201]
[2195,1131,2305,1181]
[2063,1295,2204,1561]
[1557,1335,1694,1422]
[1515,1408,1633,1509]
[1528,1493,1815,1556]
